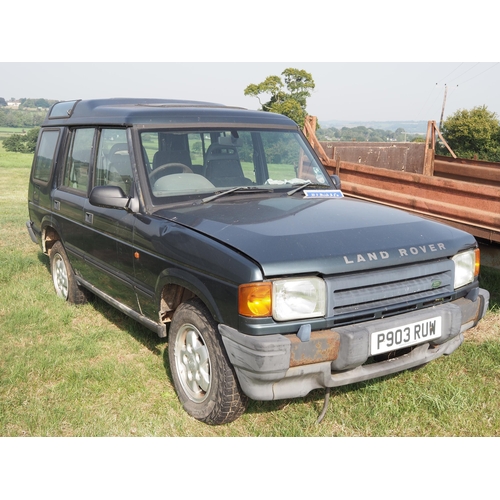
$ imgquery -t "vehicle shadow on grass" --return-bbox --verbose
[37,251,167,358]
[242,372,403,423]
[91,298,168,356]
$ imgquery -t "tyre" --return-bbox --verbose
[49,241,89,305]
[168,299,248,425]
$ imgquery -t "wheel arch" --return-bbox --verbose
[41,216,63,254]
[156,268,225,327]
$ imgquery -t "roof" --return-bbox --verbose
[42,98,298,129]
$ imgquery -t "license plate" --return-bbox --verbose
[370,317,442,355]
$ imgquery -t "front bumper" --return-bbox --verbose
[219,288,489,401]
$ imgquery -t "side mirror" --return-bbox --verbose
[89,185,130,210]
[330,175,341,190]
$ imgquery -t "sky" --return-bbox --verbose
[2,1,498,127]
[2,62,499,125]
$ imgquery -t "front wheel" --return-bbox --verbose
[168,299,248,425]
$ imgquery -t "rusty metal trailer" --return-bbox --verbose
[304,117,500,268]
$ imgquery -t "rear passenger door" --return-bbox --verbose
[53,127,95,277]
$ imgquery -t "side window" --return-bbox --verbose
[63,128,95,193]
[94,129,133,195]
[33,130,59,183]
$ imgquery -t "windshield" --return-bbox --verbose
[139,128,330,202]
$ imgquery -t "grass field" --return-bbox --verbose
[1,143,499,438]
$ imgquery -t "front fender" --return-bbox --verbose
[155,267,225,323]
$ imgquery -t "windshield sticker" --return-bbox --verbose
[304,190,344,198]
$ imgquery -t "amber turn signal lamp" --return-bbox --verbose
[239,282,272,317]
[474,248,480,278]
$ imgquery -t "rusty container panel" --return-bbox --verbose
[434,155,500,187]
[325,161,500,243]
[320,141,426,174]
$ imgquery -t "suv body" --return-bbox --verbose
[27,98,489,424]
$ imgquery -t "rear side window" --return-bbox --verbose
[33,130,59,183]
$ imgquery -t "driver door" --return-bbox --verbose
[82,128,139,311]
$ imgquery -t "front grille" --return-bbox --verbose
[326,259,454,323]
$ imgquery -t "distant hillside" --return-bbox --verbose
[319,120,428,134]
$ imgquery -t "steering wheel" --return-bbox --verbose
[149,163,193,183]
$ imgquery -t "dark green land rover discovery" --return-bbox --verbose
[27,98,489,424]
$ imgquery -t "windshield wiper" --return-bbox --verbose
[287,181,329,196]
[201,186,269,203]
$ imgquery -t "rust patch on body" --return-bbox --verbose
[287,330,340,367]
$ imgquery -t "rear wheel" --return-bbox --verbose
[49,241,89,304]
[168,299,248,425]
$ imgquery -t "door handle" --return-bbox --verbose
[85,212,94,224]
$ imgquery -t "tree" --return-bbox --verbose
[25,127,40,153]
[0,108,45,127]
[244,68,315,127]
[0,97,6,107]
[3,127,40,153]
[34,98,50,108]
[20,98,51,109]
[440,105,500,161]
[3,134,27,153]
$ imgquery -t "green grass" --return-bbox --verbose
[1,143,499,436]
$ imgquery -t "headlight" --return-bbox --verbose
[273,277,326,321]
[239,277,326,321]
[452,249,480,289]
